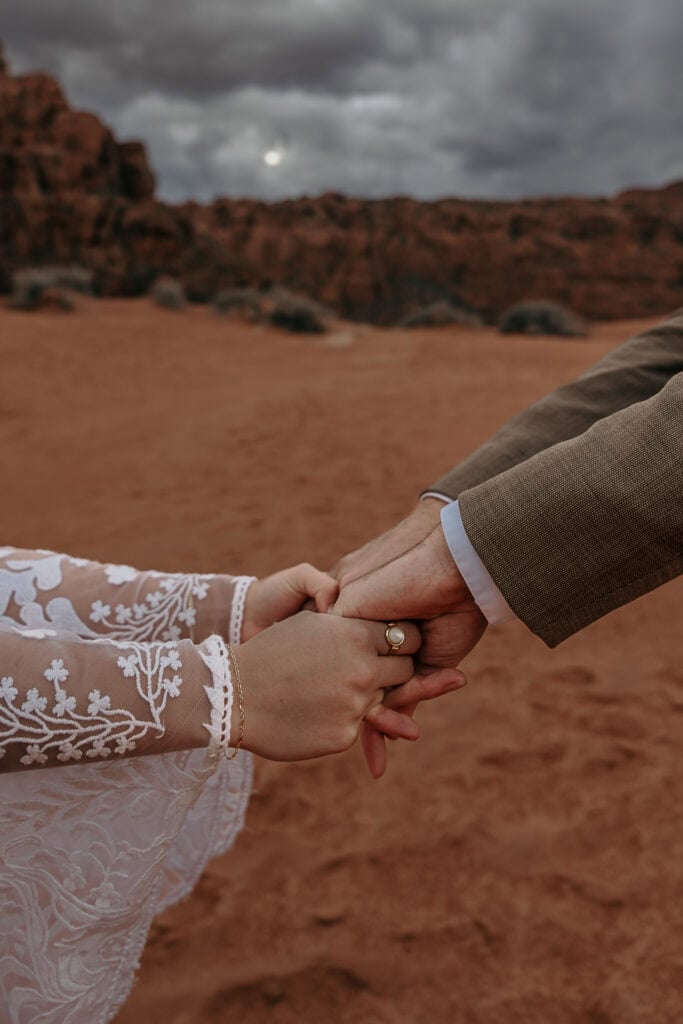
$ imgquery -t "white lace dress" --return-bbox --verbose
[0,547,254,1024]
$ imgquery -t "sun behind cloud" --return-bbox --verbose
[263,148,284,167]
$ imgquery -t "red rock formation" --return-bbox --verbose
[1,49,682,321]
[188,189,683,321]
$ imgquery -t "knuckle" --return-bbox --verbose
[357,662,377,689]
[356,690,372,715]
[336,722,358,751]
[364,704,381,725]
[336,562,353,586]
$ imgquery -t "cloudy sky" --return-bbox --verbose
[5,0,683,203]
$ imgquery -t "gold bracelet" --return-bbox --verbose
[226,643,245,759]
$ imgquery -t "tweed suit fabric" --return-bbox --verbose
[430,312,683,645]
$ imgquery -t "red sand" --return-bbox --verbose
[3,301,682,1023]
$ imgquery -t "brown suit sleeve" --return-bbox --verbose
[456,371,682,646]
[430,310,683,498]
[429,311,683,646]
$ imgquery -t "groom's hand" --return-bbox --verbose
[335,523,486,674]
[331,497,445,588]
[334,521,486,777]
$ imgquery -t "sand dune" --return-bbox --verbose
[2,301,682,1023]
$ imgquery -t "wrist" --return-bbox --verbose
[425,525,473,610]
[240,580,262,642]
[224,643,246,757]
[228,642,263,758]
[410,495,445,531]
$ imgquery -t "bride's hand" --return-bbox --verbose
[233,611,421,762]
[241,563,338,640]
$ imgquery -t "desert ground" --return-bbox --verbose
[3,300,682,1024]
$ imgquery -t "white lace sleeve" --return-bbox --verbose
[0,547,255,1024]
[0,547,255,770]
[0,626,236,769]
[0,545,254,646]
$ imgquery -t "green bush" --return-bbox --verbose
[399,300,483,328]
[150,277,187,310]
[266,288,331,334]
[499,301,586,337]
[212,285,332,334]
[11,266,93,311]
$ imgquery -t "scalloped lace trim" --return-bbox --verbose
[229,575,255,646]
[200,634,233,754]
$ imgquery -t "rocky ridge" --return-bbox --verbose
[1,49,682,322]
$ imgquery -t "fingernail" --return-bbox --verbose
[446,677,467,692]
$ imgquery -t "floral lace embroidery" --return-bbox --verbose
[0,547,255,1023]
[90,571,212,642]
[0,748,253,1024]
[0,641,185,765]
[0,550,214,642]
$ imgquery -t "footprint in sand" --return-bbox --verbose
[479,741,566,773]
[203,964,371,1018]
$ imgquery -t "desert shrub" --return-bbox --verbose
[499,300,586,337]
[266,287,331,334]
[212,285,332,333]
[49,266,93,293]
[46,288,78,312]
[150,276,187,310]
[398,300,482,328]
[212,287,264,321]
[10,266,93,311]
[10,272,45,311]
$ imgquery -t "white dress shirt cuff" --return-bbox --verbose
[439,499,517,625]
[420,491,451,503]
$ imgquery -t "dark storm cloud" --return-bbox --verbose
[4,0,683,202]
[4,0,487,98]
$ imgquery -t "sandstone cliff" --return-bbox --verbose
[1,50,682,322]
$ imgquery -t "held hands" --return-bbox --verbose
[241,562,339,640]
[333,500,486,777]
[235,501,483,775]
[335,517,486,673]
[234,612,422,761]
[236,561,421,761]
[332,497,446,590]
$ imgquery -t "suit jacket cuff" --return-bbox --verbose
[440,501,517,625]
